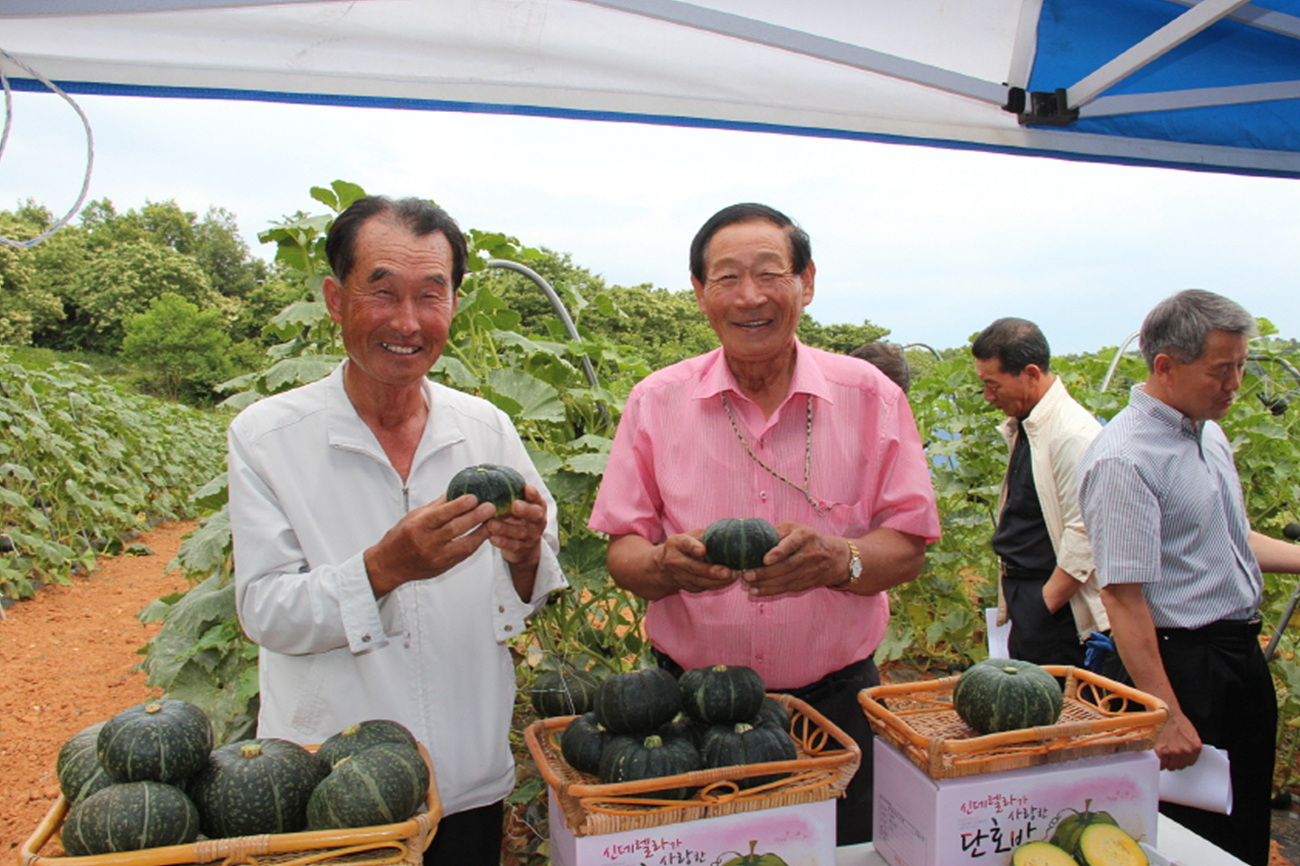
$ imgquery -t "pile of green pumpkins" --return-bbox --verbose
[55,698,429,856]
[539,663,799,799]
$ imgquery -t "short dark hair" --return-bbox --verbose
[325,196,469,290]
[971,317,1051,376]
[689,203,812,283]
[849,341,912,393]
[1139,289,1256,371]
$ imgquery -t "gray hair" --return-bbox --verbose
[1139,289,1256,371]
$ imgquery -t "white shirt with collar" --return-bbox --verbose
[996,375,1109,640]
[228,362,566,815]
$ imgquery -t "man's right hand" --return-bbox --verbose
[364,495,499,597]
[607,532,737,600]
[1155,709,1203,771]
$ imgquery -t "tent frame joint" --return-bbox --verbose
[1006,87,1080,127]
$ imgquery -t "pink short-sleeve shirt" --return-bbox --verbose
[588,342,940,689]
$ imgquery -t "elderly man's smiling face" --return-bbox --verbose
[324,216,458,395]
[692,218,814,369]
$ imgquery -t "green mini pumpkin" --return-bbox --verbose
[559,713,611,776]
[679,664,767,726]
[190,738,327,838]
[56,721,114,806]
[700,721,797,789]
[597,733,701,799]
[703,518,780,570]
[307,743,430,830]
[62,781,200,856]
[97,699,213,784]
[445,463,526,516]
[530,667,601,718]
[593,667,682,734]
[951,658,1064,735]
[316,718,419,771]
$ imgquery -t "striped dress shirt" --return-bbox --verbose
[1078,385,1262,630]
[588,342,940,690]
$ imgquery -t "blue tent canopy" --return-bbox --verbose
[2,0,1299,178]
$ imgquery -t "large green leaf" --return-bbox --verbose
[485,369,565,423]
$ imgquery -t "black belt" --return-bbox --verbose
[999,559,1054,581]
[1156,617,1261,643]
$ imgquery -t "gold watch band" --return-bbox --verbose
[832,540,862,589]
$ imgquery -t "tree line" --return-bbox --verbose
[0,197,888,406]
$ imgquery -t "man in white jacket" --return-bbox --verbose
[972,318,1108,667]
[228,196,565,866]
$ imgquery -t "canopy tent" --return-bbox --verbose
[1,0,1299,179]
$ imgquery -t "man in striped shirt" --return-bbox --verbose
[1079,289,1300,866]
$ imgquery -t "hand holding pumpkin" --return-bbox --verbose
[364,495,498,597]
[485,483,548,566]
[739,523,844,597]
[656,531,739,594]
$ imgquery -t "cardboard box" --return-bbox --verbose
[872,739,1159,866]
[548,788,837,866]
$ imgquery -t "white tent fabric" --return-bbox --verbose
[2,0,1299,178]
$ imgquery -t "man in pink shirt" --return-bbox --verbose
[588,203,940,846]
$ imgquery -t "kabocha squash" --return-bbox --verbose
[658,712,709,749]
[97,699,213,784]
[679,664,766,726]
[753,696,792,732]
[190,738,326,838]
[307,742,430,830]
[62,781,200,856]
[952,658,1064,735]
[597,733,701,799]
[1012,841,1080,866]
[315,718,419,770]
[703,518,780,570]
[446,463,526,516]
[56,721,114,806]
[593,667,682,734]
[1075,824,1147,866]
[700,721,797,788]
[559,713,611,776]
[531,667,601,718]
[1050,802,1119,857]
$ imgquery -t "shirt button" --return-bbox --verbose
[760,491,768,501]
[498,605,506,613]
[360,634,371,643]
[504,625,513,633]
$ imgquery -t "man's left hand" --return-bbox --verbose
[487,484,546,568]
[740,523,847,597]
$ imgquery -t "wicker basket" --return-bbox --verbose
[18,744,441,866]
[859,665,1167,779]
[525,693,860,838]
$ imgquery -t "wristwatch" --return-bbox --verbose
[834,540,863,589]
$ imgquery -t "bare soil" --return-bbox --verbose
[0,520,192,855]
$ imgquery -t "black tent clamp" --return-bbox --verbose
[1004,86,1081,127]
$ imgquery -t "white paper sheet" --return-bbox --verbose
[985,607,1010,659]
[1158,745,1233,815]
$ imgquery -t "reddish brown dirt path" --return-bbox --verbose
[0,521,194,855]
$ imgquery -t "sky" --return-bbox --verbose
[1,88,1297,356]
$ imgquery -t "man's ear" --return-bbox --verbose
[799,260,816,307]
[1151,352,1175,380]
[691,274,707,315]
[323,276,344,325]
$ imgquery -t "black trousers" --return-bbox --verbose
[1003,572,1087,668]
[656,649,879,846]
[423,800,504,866]
[1153,620,1275,866]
